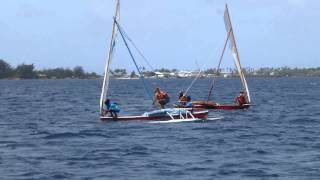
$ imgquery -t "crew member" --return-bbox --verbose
[178,90,188,106]
[185,95,193,108]
[104,99,120,118]
[235,91,248,106]
[154,87,170,109]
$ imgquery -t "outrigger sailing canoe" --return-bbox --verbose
[186,4,251,110]
[100,0,209,121]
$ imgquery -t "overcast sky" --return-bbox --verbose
[0,0,319,73]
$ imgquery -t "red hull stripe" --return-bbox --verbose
[192,103,250,110]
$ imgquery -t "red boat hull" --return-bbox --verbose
[100,110,208,121]
[190,101,250,110]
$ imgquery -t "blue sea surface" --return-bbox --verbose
[1,77,320,179]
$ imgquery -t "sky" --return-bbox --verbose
[0,0,319,73]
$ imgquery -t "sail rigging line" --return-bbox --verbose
[120,29,155,71]
[114,18,154,103]
[182,60,203,97]
[184,67,203,97]
[100,0,120,115]
[115,20,166,94]
[207,28,232,101]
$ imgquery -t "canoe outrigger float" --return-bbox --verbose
[99,0,209,121]
[177,4,251,110]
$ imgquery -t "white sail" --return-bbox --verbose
[224,4,251,103]
[100,0,121,115]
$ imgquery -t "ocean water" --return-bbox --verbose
[1,77,320,179]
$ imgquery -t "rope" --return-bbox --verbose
[119,26,155,71]
[116,22,164,94]
[207,28,232,101]
[114,18,154,103]
[184,68,202,96]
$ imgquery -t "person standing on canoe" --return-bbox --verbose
[235,91,248,106]
[154,87,170,109]
[104,99,120,118]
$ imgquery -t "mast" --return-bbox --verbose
[100,0,120,115]
[224,4,251,103]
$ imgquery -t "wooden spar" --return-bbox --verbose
[100,0,120,115]
[207,28,232,101]
[224,4,251,103]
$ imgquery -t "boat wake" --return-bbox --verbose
[149,117,224,124]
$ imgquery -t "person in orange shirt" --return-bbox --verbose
[154,87,170,109]
[235,91,248,106]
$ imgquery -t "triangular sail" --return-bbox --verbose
[100,0,120,115]
[224,4,251,103]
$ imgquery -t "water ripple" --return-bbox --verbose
[1,78,320,179]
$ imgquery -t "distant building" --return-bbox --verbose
[154,71,165,78]
[177,71,192,78]
[220,72,232,78]
[38,74,47,78]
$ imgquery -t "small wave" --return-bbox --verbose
[207,116,224,121]
[18,171,41,178]
[78,130,112,138]
[124,145,149,156]
[185,167,211,171]
[254,149,269,155]
[218,169,239,175]
[149,117,223,124]
[50,172,74,179]
[242,169,279,178]
[44,132,82,139]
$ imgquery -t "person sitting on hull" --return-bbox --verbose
[235,91,248,106]
[178,90,188,106]
[104,99,120,118]
[177,90,193,108]
[154,87,170,109]
[185,95,193,108]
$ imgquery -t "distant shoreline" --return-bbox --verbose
[1,59,320,80]
[1,76,319,81]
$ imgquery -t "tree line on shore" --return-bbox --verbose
[0,59,99,79]
[110,67,320,78]
[1,59,320,79]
